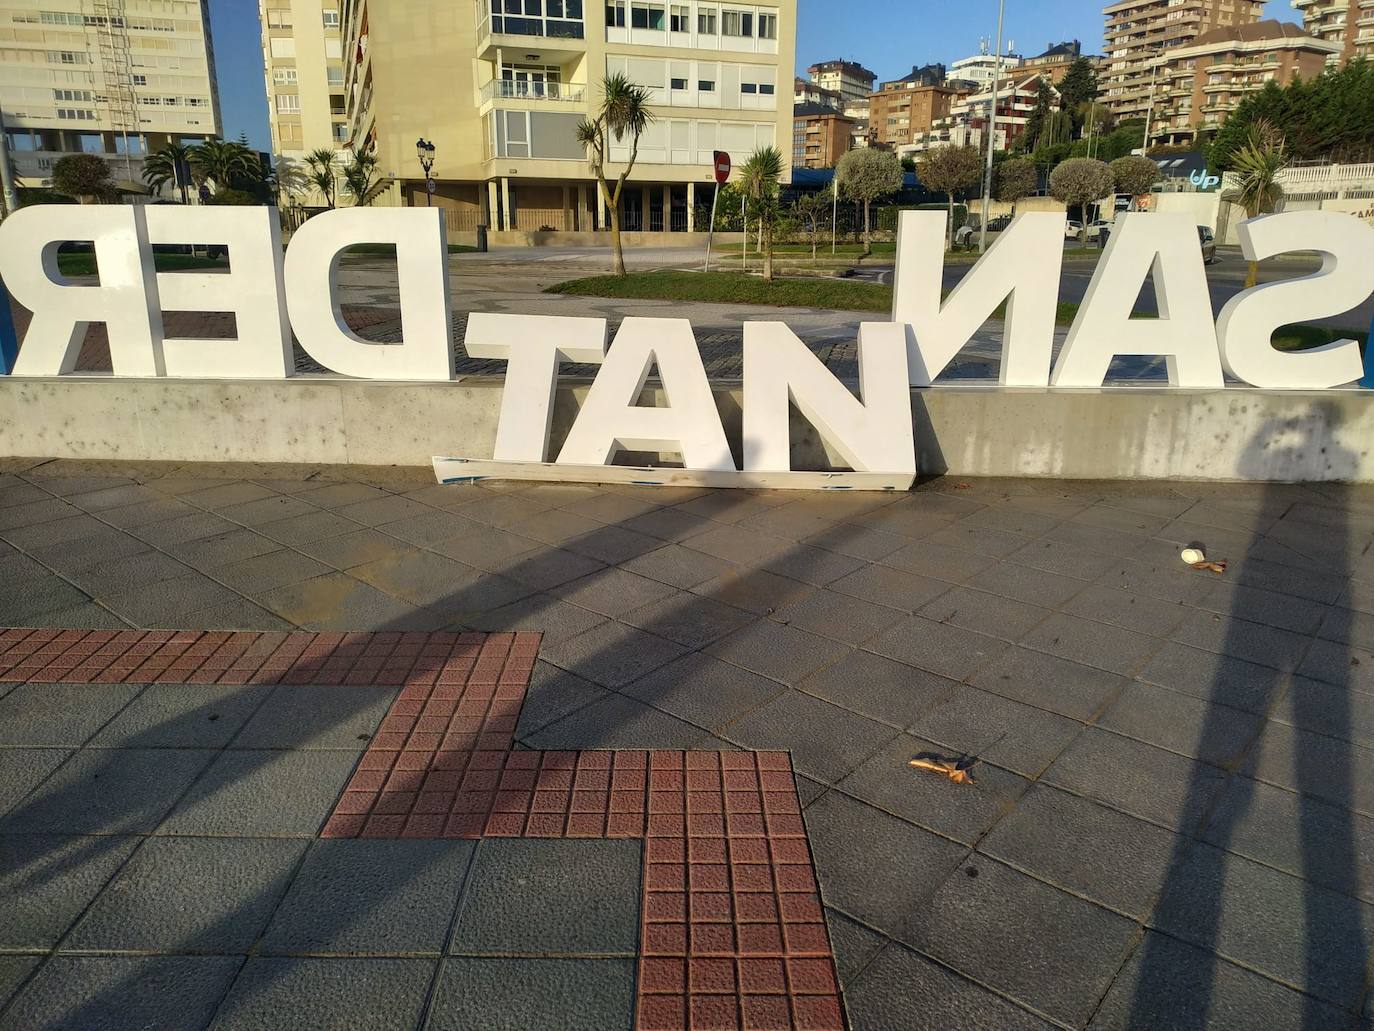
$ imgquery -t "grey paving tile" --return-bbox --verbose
[182,482,278,510]
[102,574,248,627]
[14,602,131,630]
[1009,536,1121,580]
[690,568,815,615]
[918,586,1051,642]
[90,685,271,749]
[469,593,606,645]
[803,521,909,562]
[451,839,641,955]
[231,685,394,749]
[1243,721,1374,820]
[675,490,789,524]
[0,555,92,621]
[0,955,242,1031]
[524,693,712,751]
[540,620,687,689]
[968,646,1127,722]
[723,688,899,785]
[1073,502,1174,536]
[1150,841,1374,1010]
[293,529,417,570]
[255,572,416,631]
[824,908,885,984]
[1098,682,1265,768]
[0,835,141,949]
[962,502,1064,537]
[849,501,959,540]
[165,528,281,570]
[1200,580,1329,635]
[497,546,606,591]
[561,523,664,565]
[981,783,1183,919]
[559,490,662,524]
[455,493,554,530]
[513,662,611,737]
[1171,611,1312,673]
[1020,612,1161,677]
[735,502,838,542]
[209,957,433,1031]
[1300,637,1374,694]
[1088,931,1357,1031]
[0,749,71,817]
[903,856,1137,1027]
[210,550,333,595]
[757,541,867,587]
[27,531,151,575]
[67,837,308,952]
[1203,774,1374,904]
[926,521,1034,559]
[159,750,359,837]
[294,481,389,509]
[256,508,363,548]
[1045,727,1229,833]
[216,494,320,528]
[683,523,793,566]
[1218,556,1346,605]
[504,507,604,546]
[1321,607,1374,653]
[1,749,212,835]
[879,539,998,585]
[129,510,239,548]
[620,543,735,590]
[771,588,906,646]
[263,839,474,954]
[706,620,849,685]
[1270,675,1374,748]
[1041,521,1153,564]
[332,494,435,527]
[907,684,1083,778]
[349,549,516,609]
[549,567,679,618]
[179,598,296,632]
[804,791,966,941]
[428,958,636,1031]
[66,550,196,597]
[428,523,543,573]
[620,592,756,650]
[1064,584,1192,637]
[837,733,1030,845]
[866,616,1009,682]
[0,481,53,509]
[620,505,715,543]
[845,942,1059,1031]
[799,649,951,730]
[1137,641,1289,714]
[622,653,784,731]
[0,956,39,1010]
[0,498,83,533]
[829,564,949,614]
[0,683,142,747]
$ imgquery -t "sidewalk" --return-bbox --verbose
[2,459,1373,1028]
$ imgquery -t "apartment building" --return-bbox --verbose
[868,67,962,150]
[1291,0,1374,65]
[1102,0,1264,122]
[793,76,839,109]
[336,0,794,235]
[949,47,1022,88]
[1146,21,1339,145]
[806,58,873,103]
[903,74,1046,158]
[791,100,852,168]
[258,0,346,204]
[1017,40,1094,85]
[0,0,219,191]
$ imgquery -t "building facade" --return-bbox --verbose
[805,58,873,103]
[258,0,347,205]
[791,100,851,168]
[1017,40,1093,85]
[1291,0,1374,66]
[1102,0,1264,122]
[1146,21,1339,146]
[0,0,219,192]
[949,47,1022,88]
[868,74,962,150]
[793,76,839,109]
[902,74,1046,158]
[336,0,794,235]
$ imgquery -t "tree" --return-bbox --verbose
[142,143,194,204]
[577,72,654,277]
[204,188,258,206]
[995,157,1038,211]
[1022,78,1055,153]
[917,144,983,250]
[341,148,386,206]
[739,146,785,282]
[835,147,903,256]
[190,139,260,195]
[792,192,830,261]
[1110,155,1161,203]
[1058,58,1100,118]
[1050,157,1114,232]
[51,154,114,204]
[302,148,339,209]
[1223,118,1289,288]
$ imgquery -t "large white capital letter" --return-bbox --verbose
[144,206,292,378]
[1217,212,1371,389]
[465,313,608,461]
[0,204,163,377]
[558,317,733,470]
[892,210,1064,386]
[743,321,913,475]
[1052,213,1222,388]
[284,208,453,380]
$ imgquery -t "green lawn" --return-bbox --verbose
[55,252,225,276]
[712,241,897,256]
[344,243,479,256]
[547,270,894,312]
[1272,324,1370,352]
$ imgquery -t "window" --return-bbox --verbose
[327,66,344,85]
[273,67,298,84]
[323,10,340,27]
[741,82,756,93]
[53,88,92,102]
[758,82,774,95]
[57,108,96,120]
[630,3,665,29]
[721,9,746,35]
[266,9,292,27]
[276,93,301,113]
[698,78,715,91]
[670,76,687,89]
[49,51,87,65]
[606,0,626,26]
[697,6,716,32]
[757,11,776,38]
[669,3,688,30]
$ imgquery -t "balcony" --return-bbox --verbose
[475,4,586,59]
[480,80,586,105]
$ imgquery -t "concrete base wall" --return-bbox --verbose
[446,230,748,249]
[1,376,1371,483]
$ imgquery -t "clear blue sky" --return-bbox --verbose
[210,0,1302,152]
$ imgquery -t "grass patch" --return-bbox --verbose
[712,241,897,256]
[344,242,479,256]
[55,252,225,276]
[547,270,894,312]
[1272,324,1369,352]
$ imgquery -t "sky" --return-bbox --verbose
[209,0,1303,153]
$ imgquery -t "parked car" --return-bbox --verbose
[1064,220,1083,239]
[985,215,1013,233]
[1083,219,1114,240]
[1198,225,1217,264]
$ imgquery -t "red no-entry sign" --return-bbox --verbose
[713,151,731,184]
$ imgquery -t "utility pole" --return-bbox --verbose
[978,0,1006,253]
[1142,49,1161,153]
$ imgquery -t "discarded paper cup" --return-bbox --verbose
[1181,547,1206,565]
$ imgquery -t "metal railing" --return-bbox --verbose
[480,80,585,104]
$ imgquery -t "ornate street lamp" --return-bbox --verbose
[415,137,437,206]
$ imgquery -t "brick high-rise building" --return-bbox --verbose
[1291,0,1374,66]
[791,101,853,168]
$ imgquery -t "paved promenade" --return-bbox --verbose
[2,458,1373,1029]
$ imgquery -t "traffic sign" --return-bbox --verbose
[713,151,731,184]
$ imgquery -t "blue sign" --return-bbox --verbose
[1189,169,1222,192]
[1361,312,1374,389]
[0,277,17,376]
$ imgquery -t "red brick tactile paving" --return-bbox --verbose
[0,627,846,1031]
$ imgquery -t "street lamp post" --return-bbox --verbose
[0,106,20,219]
[415,137,436,206]
[1142,49,1163,153]
[978,0,1007,254]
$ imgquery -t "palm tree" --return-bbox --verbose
[302,147,339,209]
[190,138,259,195]
[576,73,653,276]
[1224,118,1289,288]
[739,146,785,283]
[341,148,386,206]
[142,142,194,203]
